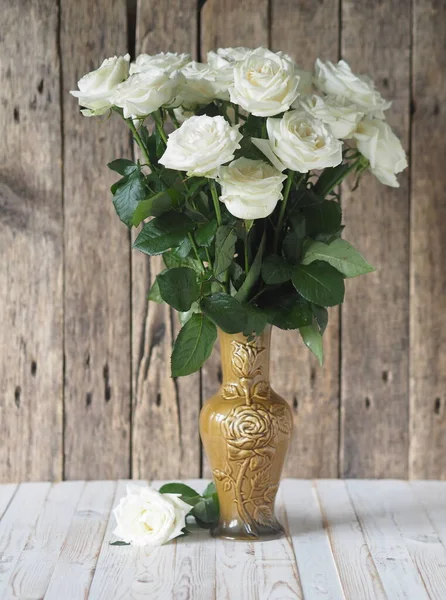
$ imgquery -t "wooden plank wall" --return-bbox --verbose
[0,0,445,482]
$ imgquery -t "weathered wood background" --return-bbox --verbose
[1,0,445,483]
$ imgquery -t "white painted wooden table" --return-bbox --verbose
[1,479,446,599]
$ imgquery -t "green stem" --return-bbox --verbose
[153,110,168,144]
[209,179,222,226]
[205,247,213,269]
[274,171,297,251]
[319,158,362,197]
[234,104,239,125]
[126,118,153,170]
[167,108,180,129]
[188,233,205,273]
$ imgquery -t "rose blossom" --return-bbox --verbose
[314,59,391,119]
[130,52,191,75]
[229,47,300,117]
[70,54,130,116]
[299,94,364,139]
[179,61,228,106]
[254,110,343,173]
[217,158,286,220]
[354,118,407,187]
[113,484,191,548]
[159,115,242,177]
[113,69,183,118]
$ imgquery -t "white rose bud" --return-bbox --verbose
[159,115,242,177]
[300,94,364,139]
[230,48,300,117]
[113,484,191,548]
[354,118,407,187]
[314,59,391,119]
[113,69,183,119]
[217,158,287,220]
[254,110,343,173]
[130,52,191,75]
[70,54,130,116]
[179,61,228,106]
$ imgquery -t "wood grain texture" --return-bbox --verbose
[132,0,201,480]
[340,0,411,478]
[0,0,63,482]
[270,0,340,478]
[61,0,131,479]
[44,481,116,600]
[410,0,446,479]
[200,0,270,479]
[316,480,386,599]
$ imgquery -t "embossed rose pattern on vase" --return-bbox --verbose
[200,327,293,540]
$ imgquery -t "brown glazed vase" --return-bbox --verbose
[200,326,293,540]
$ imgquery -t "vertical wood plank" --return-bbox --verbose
[200,0,269,479]
[0,0,63,482]
[410,0,446,479]
[44,481,116,600]
[340,0,411,478]
[316,480,386,599]
[61,0,131,479]
[132,0,201,480]
[0,483,51,594]
[3,481,84,600]
[281,480,344,599]
[270,0,340,478]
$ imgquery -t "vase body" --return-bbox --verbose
[200,326,293,540]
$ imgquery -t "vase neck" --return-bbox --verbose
[218,327,271,385]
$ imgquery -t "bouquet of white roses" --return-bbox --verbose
[71,47,407,377]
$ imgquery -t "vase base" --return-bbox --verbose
[211,519,286,541]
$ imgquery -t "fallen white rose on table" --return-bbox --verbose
[129,51,191,75]
[255,110,343,173]
[217,157,287,219]
[159,115,242,177]
[114,69,183,118]
[314,59,391,119]
[230,47,301,117]
[113,484,191,548]
[354,118,407,187]
[299,94,364,139]
[70,54,130,116]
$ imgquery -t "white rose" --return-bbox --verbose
[113,484,191,548]
[113,69,183,118]
[130,52,191,75]
[179,61,228,106]
[229,48,300,117]
[217,158,286,219]
[254,110,343,173]
[354,118,407,187]
[314,59,391,119]
[159,115,242,177]
[212,47,253,63]
[70,54,130,116]
[206,47,252,96]
[300,94,364,139]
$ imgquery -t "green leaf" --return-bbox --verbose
[158,482,199,497]
[192,496,219,524]
[195,220,218,247]
[112,170,147,228]
[282,214,306,263]
[147,277,163,303]
[171,314,217,377]
[108,158,138,176]
[163,248,201,272]
[157,267,199,312]
[109,540,131,546]
[203,482,217,498]
[301,238,375,278]
[235,231,266,303]
[303,200,342,236]
[243,305,268,337]
[201,292,247,334]
[311,304,328,335]
[133,212,195,256]
[261,255,292,284]
[313,163,352,197]
[178,302,200,326]
[131,192,174,226]
[264,294,313,330]
[292,263,345,307]
[214,226,237,277]
[300,321,324,365]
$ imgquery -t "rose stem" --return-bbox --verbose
[273,170,296,252]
